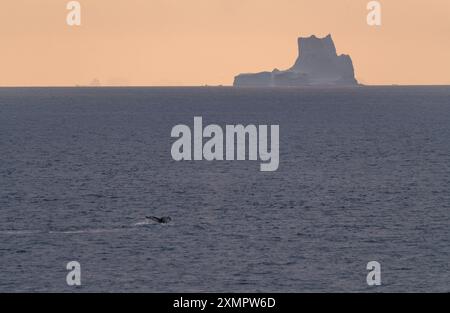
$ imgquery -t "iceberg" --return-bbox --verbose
[233,34,358,87]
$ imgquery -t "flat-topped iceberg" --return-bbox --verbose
[234,34,358,87]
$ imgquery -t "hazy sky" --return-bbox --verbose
[1,0,449,86]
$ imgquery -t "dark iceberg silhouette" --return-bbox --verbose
[234,34,358,87]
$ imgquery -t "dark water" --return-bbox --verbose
[0,87,449,292]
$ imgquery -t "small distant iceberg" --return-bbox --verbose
[233,34,358,87]
[89,78,101,87]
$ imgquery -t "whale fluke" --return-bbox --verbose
[146,216,172,224]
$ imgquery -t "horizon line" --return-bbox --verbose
[1,84,450,88]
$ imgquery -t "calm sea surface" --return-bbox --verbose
[0,87,449,292]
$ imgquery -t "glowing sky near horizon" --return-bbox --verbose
[0,0,449,86]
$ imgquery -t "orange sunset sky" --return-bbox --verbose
[0,0,449,86]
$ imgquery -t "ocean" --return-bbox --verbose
[0,86,449,292]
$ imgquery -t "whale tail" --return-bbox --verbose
[146,216,160,222]
[146,216,172,224]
